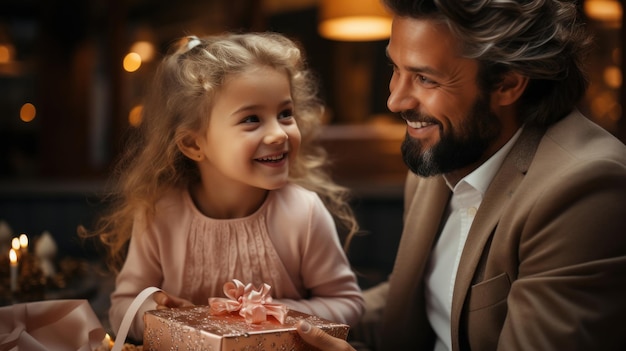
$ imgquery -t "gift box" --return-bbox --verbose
[143,307,349,351]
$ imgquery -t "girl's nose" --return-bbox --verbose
[264,123,288,144]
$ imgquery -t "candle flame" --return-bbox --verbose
[102,333,114,349]
[11,237,20,250]
[19,233,28,249]
[9,249,17,264]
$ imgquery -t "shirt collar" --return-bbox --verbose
[445,126,524,195]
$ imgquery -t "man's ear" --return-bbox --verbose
[492,71,529,106]
[176,132,204,161]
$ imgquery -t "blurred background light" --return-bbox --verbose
[130,41,155,62]
[584,0,623,23]
[128,104,143,127]
[318,0,391,41]
[123,52,142,72]
[19,102,36,122]
[0,44,14,64]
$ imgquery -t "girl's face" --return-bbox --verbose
[197,66,301,191]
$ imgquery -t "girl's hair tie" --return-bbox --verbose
[185,36,201,51]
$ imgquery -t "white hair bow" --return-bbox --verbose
[186,36,201,50]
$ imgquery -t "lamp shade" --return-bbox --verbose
[318,0,392,41]
[584,0,622,22]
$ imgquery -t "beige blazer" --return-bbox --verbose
[379,110,626,350]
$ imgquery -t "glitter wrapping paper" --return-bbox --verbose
[143,306,349,351]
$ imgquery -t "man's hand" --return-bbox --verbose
[153,291,194,309]
[296,321,356,351]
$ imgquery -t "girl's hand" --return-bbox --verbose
[296,321,356,351]
[153,291,194,309]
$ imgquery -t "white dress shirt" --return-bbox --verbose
[426,128,523,351]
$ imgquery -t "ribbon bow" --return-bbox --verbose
[208,279,288,324]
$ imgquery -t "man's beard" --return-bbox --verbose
[401,94,501,177]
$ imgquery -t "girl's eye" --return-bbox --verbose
[278,109,294,120]
[241,115,260,124]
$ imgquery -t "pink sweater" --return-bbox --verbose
[109,183,364,340]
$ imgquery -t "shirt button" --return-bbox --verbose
[468,207,477,217]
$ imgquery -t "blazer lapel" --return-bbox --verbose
[395,175,451,283]
[449,126,545,349]
[383,174,451,346]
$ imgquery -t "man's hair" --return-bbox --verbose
[382,0,593,126]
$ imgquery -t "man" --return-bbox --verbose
[297,0,626,350]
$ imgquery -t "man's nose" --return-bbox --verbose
[387,78,418,113]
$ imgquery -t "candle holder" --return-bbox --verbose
[17,251,46,302]
[2,244,46,304]
[2,231,94,306]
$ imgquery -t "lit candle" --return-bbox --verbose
[19,233,28,253]
[11,237,20,251]
[9,248,18,292]
[11,237,20,259]
[102,333,114,350]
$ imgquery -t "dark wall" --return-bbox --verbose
[0,183,105,258]
[0,182,403,289]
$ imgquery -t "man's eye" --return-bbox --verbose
[418,75,437,86]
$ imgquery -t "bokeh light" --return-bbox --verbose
[20,103,36,122]
[128,104,143,127]
[603,66,622,88]
[0,44,14,64]
[130,41,155,62]
[123,52,142,72]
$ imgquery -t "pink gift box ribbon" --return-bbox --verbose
[208,279,288,324]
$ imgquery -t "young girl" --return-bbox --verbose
[90,32,364,341]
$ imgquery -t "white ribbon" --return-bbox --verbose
[111,287,162,351]
[0,299,105,351]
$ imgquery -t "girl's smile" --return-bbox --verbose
[255,152,289,167]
